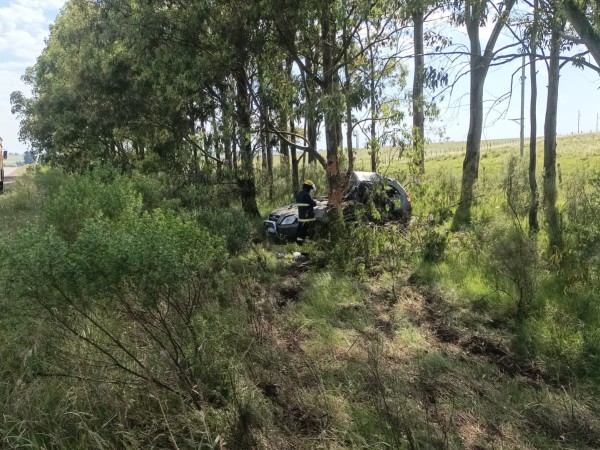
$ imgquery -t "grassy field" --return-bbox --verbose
[1,134,600,448]
[350,133,600,176]
[3,153,25,167]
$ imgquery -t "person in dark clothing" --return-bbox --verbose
[295,180,317,244]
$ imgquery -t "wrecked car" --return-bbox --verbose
[264,171,412,241]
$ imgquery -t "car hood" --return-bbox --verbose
[270,204,298,218]
[268,200,328,221]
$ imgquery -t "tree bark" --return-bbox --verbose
[290,119,300,193]
[412,9,425,174]
[305,56,319,165]
[528,0,539,233]
[223,108,233,171]
[453,60,485,227]
[543,23,564,250]
[345,70,354,173]
[367,24,378,172]
[453,0,516,228]
[343,16,354,173]
[266,123,274,200]
[234,65,260,217]
[322,0,345,205]
[260,121,268,171]
[563,0,600,68]
[278,107,290,173]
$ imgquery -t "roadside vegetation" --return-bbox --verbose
[5,0,600,447]
[2,134,600,449]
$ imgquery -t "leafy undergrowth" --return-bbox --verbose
[219,250,600,449]
[3,167,600,449]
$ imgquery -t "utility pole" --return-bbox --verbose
[596,113,598,133]
[578,110,581,134]
[520,54,525,158]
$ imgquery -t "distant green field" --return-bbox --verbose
[269,132,600,179]
[4,154,24,167]
[339,133,600,183]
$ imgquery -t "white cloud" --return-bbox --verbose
[0,0,66,153]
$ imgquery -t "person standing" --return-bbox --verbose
[295,180,317,244]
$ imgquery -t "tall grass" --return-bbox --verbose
[2,136,600,448]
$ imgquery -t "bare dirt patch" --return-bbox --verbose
[404,281,551,385]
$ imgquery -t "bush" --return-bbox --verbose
[412,170,460,224]
[193,208,254,255]
[0,170,229,426]
[420,226,449,263]
[482,223,541,318]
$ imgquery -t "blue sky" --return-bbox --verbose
[0,0,65,154]
[1,0,599,154]
[438,37,600,142]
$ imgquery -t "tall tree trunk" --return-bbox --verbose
[201,119,209,171]
[370,94,378,172]
[260,122,268,171]
[212,114,223,181]
[322,0,344,204]
[223,117,233,171]
[232,121,238,171]
[224,135,232,170]
[290,119,300,193]
[543,23,564,250]
[234,65,260,217]
[452,0,516,228]
[412,9,425,174]
[307,112,318,166]
[345,71,354,173]
[528,0,539,233]
[343,22,354,172]
[279,109,290,173]
[563,0,600,67]
[453,61,486,227]
[258,67,268,173]
[266,121,274,199]
[305,56,319,165]
[366,22,378,172]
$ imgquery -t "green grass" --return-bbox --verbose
[4,153,25,167]
[351,132,600,178]
[2,135,600,448]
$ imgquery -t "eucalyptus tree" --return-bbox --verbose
[412,3,427,174]
[119,0,248,180]
[12,0,211,173]
[357,16,410,173]
[14,0,277,215]
[398,3,435,170]
[563,0,600,66]
[452,0,518,227]
[271,0,408,202]
[12,0,149,170]
[269,0,347,202]
[540,2,566,250]
[527,0,540,233]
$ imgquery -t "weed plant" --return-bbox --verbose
[2,136,600,448]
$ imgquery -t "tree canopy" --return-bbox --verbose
[10,0,600,214]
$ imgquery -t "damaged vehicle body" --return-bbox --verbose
[264,171,412,241]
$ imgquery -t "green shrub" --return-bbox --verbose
[421,227,449,263]
[413,169,460,224]
[193,208,254,255]
[1,169,229,425]
[43,172,142,242]
[129,171,175,210]
[480,222,541,319]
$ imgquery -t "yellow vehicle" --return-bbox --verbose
[0,137,5,193]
